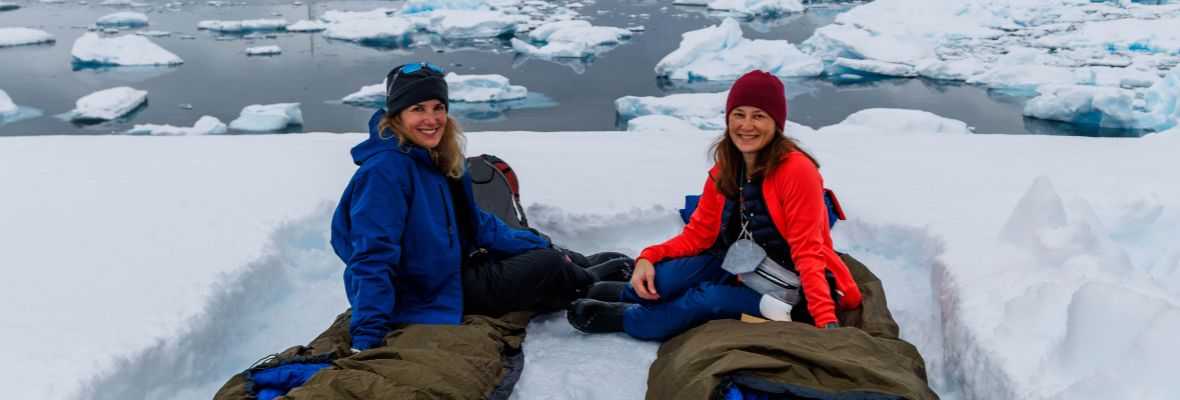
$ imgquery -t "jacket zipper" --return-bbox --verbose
[438,185,454,248]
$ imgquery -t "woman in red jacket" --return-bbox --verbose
[567,70,862,341]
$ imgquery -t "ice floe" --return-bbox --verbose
[126,116,228,136]
[197,19,288,33]
[135,30,172,37]
[655,18,822,81]
[95,11,149,27]
[246,45,281,56]
[832,57,917,78]
[70,86,147,121]
[321,13,417,45]
[0,88,17,116]
[704,0,804,17]
[818,108,973,134]
[229,103,303,132]
[285,20,327,32]
[421,9,520,39]
[510,19,631,59]
[342,72,528,106]
[1023,85,1137,129]
[0,27,56,47]
[71,33,182,67]
[615,91,729,130]
[626,114,706,132]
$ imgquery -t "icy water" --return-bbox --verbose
[0,0,1144,137]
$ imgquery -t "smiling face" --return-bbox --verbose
[727,105,776,158]
[397,99,447,149]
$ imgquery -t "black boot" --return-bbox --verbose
[585,257,634,282]
[567,299,627,334]
[586,281,626,302]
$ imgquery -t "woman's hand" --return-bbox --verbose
[630,258,659,300]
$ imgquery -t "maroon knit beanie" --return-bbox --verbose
[726,70,787,129]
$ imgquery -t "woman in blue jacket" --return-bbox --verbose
[331,62,630,351]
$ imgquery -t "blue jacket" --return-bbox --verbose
[331,109,548,350]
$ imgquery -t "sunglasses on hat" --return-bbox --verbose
[386,62,446,97]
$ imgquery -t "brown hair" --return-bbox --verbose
[710,125,817,197]
[376,112,466,179]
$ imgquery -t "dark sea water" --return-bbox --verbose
[0,0,1144,136]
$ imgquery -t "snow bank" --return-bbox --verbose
[197,19,287,33]
[126,116,228,136]
[70,86,147,120]
[245,45,281,56]
[228,103,302,132]
[0,88,16,116]
[615,91,729,130]
[96,11,149,27]
[71,33,182,67]
[0,27,56,47]
[655,18,822,81]
[818,108,972,134]
[444,73,527,102]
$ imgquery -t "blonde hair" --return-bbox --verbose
[376,112,467,179]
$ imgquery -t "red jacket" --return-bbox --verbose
[638,152,862,328]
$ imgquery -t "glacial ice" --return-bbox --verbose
[197,19,288,33]
[95,11,149,27]
[126,116,229,136]
[818,108,973,134]
[70,86,147,120]
[71,33,182,67]
[0,88,17,116]
[655,18,822,81]
[615,91,729,130]
[229,103,303,132]
[0,27,56,47]
[246,45,281,56]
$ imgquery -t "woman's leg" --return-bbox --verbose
[463,247,594,317]
[617,254,728,305]
[622,282,762,341]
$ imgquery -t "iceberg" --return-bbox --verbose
[1023,85,1137,129]
[424,10,519,39]
[444,73,527,102]
[818,108,972,134]
[126,116,228,136]
[70,86,147,121]
[0,88,17,116]
[615,91,729,130]
[322,17,417,45]
[399,0,488,14]
[655,18,823,81]
[511,38,588,59]
[341,83,385,107]
[71,33,182,67]
[95,11,149,27]
[512,20,631,59]
[626,114,705,132]
[802,22,937,66]
[228,103,303,132]
[915,58,988,81]
[0,27,56,47]
[135,30,172,37]
[285,20,327,32]
[1135,67,1180,132]
[246,45,281,56]
[197,19,288,33]
[832,57,917,78]
[705,0,804,17]
[967,65,1078,94]
[1034,17,1180,58]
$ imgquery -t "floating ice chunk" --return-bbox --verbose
[0,1,19,11]
[0,27,56,47]
[511,37,588,58]
[228,103,302,132]
[100,0,147,6]
[70,86,147,120]
[705,0,804,17]
[1136,66,1180,132]
[529,20,631,48]
[321,8,396,22]
[1023,85,1137,129]
[672,0,709,5]
[444,73,527,102]
[399,0,487,14]
[626,114,705,132]
[916,58,987,81]
[832,57,916,78]
[1034,17,1180,57]
[197,19,288,33]
[285,20,327,32]
[96,11,148,27]
[322,17,417,44]
[425,10,518,38]
[655,18,822,81]
[135,30,172,37]
[819,108,972,134]
[615,91,729,130]
[126,116,228,135]
[71,33,182,67]
[1074,66,1160,89]
[341,82,384,107]
[0,88,17,116]
[246,45,281,55]
[802,22,936,65]
[968,65,1077,93]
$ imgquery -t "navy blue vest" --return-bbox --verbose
[716,176,795,272]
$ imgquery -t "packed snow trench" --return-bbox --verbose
[2,125,1179,400]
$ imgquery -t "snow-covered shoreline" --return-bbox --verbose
[2,125,1177,399]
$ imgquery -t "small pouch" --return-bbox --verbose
[720,238,765,275]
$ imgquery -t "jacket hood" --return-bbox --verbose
[351,109,432,166]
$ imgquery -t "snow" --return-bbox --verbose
[4,124,1180,399]
[95,11,149,27]
[444,72,527,102]
[615,91,729,130]
[245,45,281,55]
[71,33,183,67]
[0,88,16,116]
[705,0,804,17]
[197,19,288,32]
[228,103,302,132]
[0,27,56,47]
[655,18,823,81]
[69,86,147,120]
[125,116,228,136]
[817,108,973,134]
[285,19,327,32]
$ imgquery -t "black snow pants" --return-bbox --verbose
[462,247,607,317]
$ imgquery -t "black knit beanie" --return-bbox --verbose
[385,63,448,114]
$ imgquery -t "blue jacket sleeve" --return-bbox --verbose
[343,161,409,351]
[473,207,548,255]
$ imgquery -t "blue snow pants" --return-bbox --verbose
[619,254,763,341]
